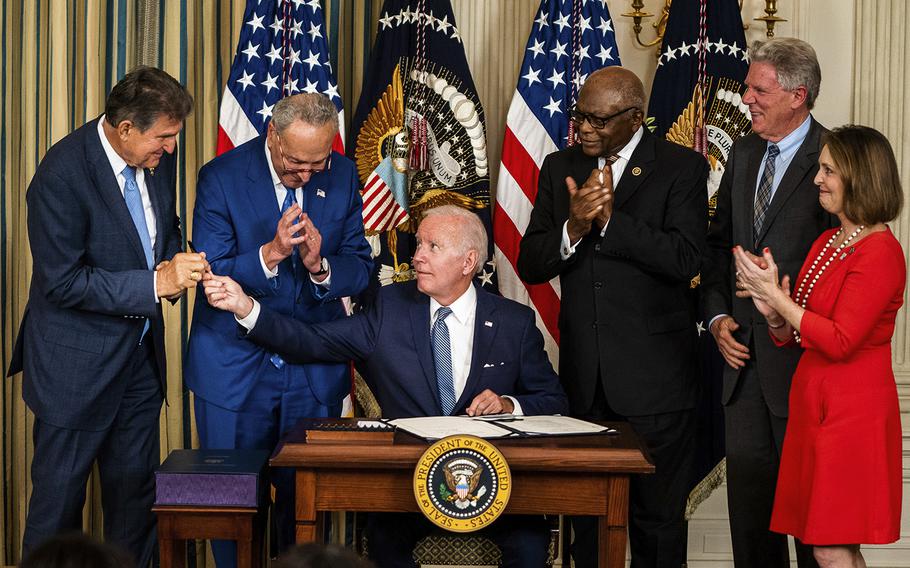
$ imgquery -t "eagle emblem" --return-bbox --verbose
[441,458,487,510]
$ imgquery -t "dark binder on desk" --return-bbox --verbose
[155,449,269,508]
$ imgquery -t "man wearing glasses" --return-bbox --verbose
[185,93,372,566]
[518,67,708,568]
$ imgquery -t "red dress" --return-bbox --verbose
[769,227,905,544]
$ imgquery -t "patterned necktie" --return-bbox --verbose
[122,165,153,341]
[432,307,457,416]
[753,143,780,244]
[281,187,299,270]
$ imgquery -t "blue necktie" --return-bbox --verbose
[753,143,780,244]
[432,307,457,416]
[122,165,153,342]
[281,187,299,271]
[270,187,299,370]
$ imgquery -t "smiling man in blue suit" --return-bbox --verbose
[8,67,204,566]
[184,93,372,564]
[202,205,568,567]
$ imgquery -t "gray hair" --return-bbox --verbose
[749,37,821,109]
[422,205,489,274]
[271,93,339,132]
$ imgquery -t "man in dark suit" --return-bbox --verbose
[203,205,568,567]
[184,93,371,564]
[701,38,834,568]
[517,67,708,568]
[7,67,205,565]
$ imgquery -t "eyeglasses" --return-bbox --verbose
[275,130,332,174]
[568,106,639,129]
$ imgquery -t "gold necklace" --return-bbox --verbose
[792,225,864,344]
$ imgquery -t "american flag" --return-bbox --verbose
[493,0,621,365]
[216,0,344,156]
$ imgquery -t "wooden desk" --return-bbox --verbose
[271,421,653,568]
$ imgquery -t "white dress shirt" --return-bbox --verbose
[96,116,158,302]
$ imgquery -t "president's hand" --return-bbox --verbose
[156,252,208,298]
[466,389,515,416]
[202,274,254,318]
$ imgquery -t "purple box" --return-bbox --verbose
[155,449,269,508]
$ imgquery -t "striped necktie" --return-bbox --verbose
[432,307,457,416]
[753,143,780,244]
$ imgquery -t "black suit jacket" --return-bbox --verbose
[700,117,837,416]
[8,118,182,430]
[245,281,569,419]
[518,130,708,417]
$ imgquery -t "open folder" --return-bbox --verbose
[388,415,617,441]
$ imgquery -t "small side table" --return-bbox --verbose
[153,505,265,568]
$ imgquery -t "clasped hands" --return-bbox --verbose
[566,164,614,244]
[261,204,325,279]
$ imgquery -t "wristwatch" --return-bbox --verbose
[312,257,329,276]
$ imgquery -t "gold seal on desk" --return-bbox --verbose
[413,435,511,533]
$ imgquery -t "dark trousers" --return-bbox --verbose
[570,380,695,568]
[194,364,342,568]
[725,363,817,568]
[23,341,162,568]
[366,513,550,568]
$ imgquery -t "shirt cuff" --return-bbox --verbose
[260,246,279,279]
[235,298,261,331]
[708,314,729,331]
[560,221,579,260]
[153,270,160,304]
[504,396,523,416]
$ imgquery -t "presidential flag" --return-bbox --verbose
[350,0,495,291]
[647,0,750,515]
[493,0,621,365]
[216,0,344,155]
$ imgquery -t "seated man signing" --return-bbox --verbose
[203,204,568,568]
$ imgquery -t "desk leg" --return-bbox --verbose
[600,475,631,568]
[295,469,318,543]
[159,537,186,568]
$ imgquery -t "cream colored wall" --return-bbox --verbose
[449,0,907,566]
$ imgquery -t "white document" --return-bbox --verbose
[389,416,516,440]
[389,415,615,440]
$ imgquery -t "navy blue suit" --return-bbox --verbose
[247,281,568,419]
[246,281,568,568]
[185,134,371,562]
[8,118,182,564]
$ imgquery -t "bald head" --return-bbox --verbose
[573,67,646,157]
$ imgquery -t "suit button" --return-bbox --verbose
[595,244,601,252]
[591,323,597,329]
[594,281,603,289]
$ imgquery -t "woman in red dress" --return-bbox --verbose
[733,125,905,568]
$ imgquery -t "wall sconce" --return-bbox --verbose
[754,0,786,37]
[621,0,672,57]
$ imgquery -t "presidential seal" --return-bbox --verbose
[413,435,511,533]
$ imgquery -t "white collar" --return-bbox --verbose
[96,115,129,177]
[430,284,477,325]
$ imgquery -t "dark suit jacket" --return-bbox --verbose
[244,281,568,419]
[7,118,182,430]
[184,135,372,411]
[700,117,837,416]
[517,131,708,417]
